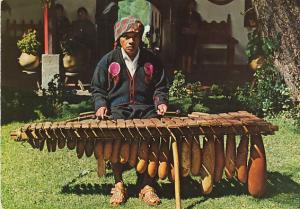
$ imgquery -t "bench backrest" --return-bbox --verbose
[198,14,233,44]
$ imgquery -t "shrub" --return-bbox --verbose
[36,74,94,119]
[1,87,40,124]
[169,70,189,99]
[1,77,93,123]
[36,74,69,118]
[169,71,240,114]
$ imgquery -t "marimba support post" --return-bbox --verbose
[170,132,182,209]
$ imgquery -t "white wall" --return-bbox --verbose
[197,0,250,63]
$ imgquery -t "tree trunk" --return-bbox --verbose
[252,0,300,101]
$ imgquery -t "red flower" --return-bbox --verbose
[144,62,154,84]
[108,62,120,77]
[144,62,154,76]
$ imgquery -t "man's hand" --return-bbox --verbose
[95,107,108,119]
[157,104,168,115]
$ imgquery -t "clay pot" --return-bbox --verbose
[249,56,264,71]
[63,47,90,74]
[18,52,40,70]
[63,54,78,72]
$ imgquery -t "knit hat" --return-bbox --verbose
[114,16,144,42]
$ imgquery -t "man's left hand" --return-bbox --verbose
[157,104,168,115]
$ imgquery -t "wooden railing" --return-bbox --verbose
[5,19,43,39]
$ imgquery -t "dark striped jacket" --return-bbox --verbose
[91,47,169,110]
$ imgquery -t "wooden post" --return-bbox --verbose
[43,2,49,54]
[169,130,182,209]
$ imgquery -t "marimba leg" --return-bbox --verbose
[171,139,182,209]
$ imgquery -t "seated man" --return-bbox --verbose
[91,16,169,206]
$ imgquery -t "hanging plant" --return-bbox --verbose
[60,38,84,72]
[17,29,41,70]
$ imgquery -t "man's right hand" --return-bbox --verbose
[95,107,108,119]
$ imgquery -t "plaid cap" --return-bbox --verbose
[114,16,144,42]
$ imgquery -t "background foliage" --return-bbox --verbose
[118,0,150,25]
[236,30,294,117]
[169,70,241,114]
[1,74,93,124]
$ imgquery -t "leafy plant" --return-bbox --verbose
[236,30,293,116]
[17,29,41,55]
[169,70,189,99]
[169,71,238,114]
[37,74,68,117]
[118,0,150,25]
[245,29,281,60]
[36,74,94,118]
[60,38,79,56]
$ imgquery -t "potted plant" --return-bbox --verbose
[17,29,41,71]
[61,38,85,73]
[60,38,77,72]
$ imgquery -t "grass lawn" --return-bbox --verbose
[1,118,300,209]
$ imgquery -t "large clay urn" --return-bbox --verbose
[18,52,40,71]
[63,46,90,74]
[63,54,78,72]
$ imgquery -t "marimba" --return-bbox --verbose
[11,111,278,209]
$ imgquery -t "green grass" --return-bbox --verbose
[1,118,300,209]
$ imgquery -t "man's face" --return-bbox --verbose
[119,32,141,59]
